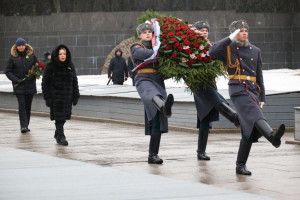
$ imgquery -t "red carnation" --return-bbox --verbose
[178,46,183,52]
[181,35,187,39]
[163,40,167,44]
[173,42,180,48]
[172,53,177,58]
[165,45,171,50]
[186,30,192,34]
[175,27,181,31]
[197,55,203,61]
[189,35,196,39]
[163,25,168,29]
[37,61,45,70]
[204,57,209,63]
[192,42,199,48]
[176,31,182,36]
[168,31,174,37]
[162,34,166,38]
[185,49,192,54]
[197,38,202,42]
[188,60,195,66]
[171,37,177,41]
[184,40,190,46]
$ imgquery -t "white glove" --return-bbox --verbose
[153,45,160,53]
[260,102,265,109]
[229,29,240,41]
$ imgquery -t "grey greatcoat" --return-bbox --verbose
[209,37,266,140]
[194,84,227,126]
[130,41,168,135]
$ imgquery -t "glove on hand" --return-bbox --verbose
[45,99,52,107]
[229,29,240,41]
[72,98,78,106]
[259,102,265,109]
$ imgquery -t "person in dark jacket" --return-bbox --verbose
[108,49,129,85]
[5,38,38,133]
[192,21,240,161]
[130,22,174,164]
[42,44,80,146]
[209,20,285,175]
[127,57,137,86]
[42,51,51,66]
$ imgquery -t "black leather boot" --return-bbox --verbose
[21,127,27,133]
[197,129,210,160]
[216,102,240,127]
[254,120,285,148]
[236,139,252,175]
[148,132,163,164]
[152,94,174,118]
[55,120,68,146]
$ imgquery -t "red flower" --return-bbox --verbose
[175,27,181,31]
[188,60,195,66]
[162,34,166,38]
[197,55,203,61]
[171,37,177,41]
[185,49,192,54]
[204,57,209,63]
[184,40,190,46]
[172,53,177,58]
[167,31,174,37]
[163,40,167,44]
[181,35,187,39]
[37,62,45,70]
[186,30,192,34]
[173,43,180,48]
[189,35,196,39]
[192,42,199,48]
[163,25,168,29]
[197,38,202,42]
[165,45,171,50]
[178,46,183,52]
[176,31,182,36]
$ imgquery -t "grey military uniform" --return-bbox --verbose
[209,36,266,140]
[130,41,168,135]
[194,84,227,125]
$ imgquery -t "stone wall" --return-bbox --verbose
[0,11,299,75]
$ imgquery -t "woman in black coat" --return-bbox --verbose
[5,38,38,133]
[42,44,80,146]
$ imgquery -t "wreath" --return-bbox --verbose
[137,10,226,93]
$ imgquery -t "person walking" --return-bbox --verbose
[192,21,240,161]
[209,20,285,175]
[5,38,38,133]
[42,51,51,66]
[42,44,80,146]
[130,22,174,164]
[108,49,129,85]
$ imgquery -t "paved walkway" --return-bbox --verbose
[0,112,299,200]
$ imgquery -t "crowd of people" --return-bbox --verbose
[4,19,286,176]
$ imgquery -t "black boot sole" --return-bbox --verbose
[272,124,285,148]
[164,94,174,118]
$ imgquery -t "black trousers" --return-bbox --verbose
[16,94,34,128]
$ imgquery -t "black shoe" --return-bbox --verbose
[197,152,210,160]
[21,127,27,133]
[163,94,174,118]
[55,133,68,146]
[271,124,285,148]
[26,127,30,132]
[148,154,163,164]
[236,163,252,175]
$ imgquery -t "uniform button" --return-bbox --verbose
[243,69,245,72]
[251,58,253,61]
[237,47,239,50]
[252,82,255,85]
[240,58,242,61]
[250,47,252,49]
[252,70,254,72]
[243,81,245,84]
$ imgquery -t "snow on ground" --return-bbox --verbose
[1,69,300,93]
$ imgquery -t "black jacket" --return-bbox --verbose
[108,49,128,83]
[42,44,80,121]
[5,44,38,94]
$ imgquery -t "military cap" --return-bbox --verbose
[193,21,210,32]
[136,22,153,36]
[229,20,249,33]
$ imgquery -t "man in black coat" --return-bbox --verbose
[5,38,38,133]
[108,49,128,85]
